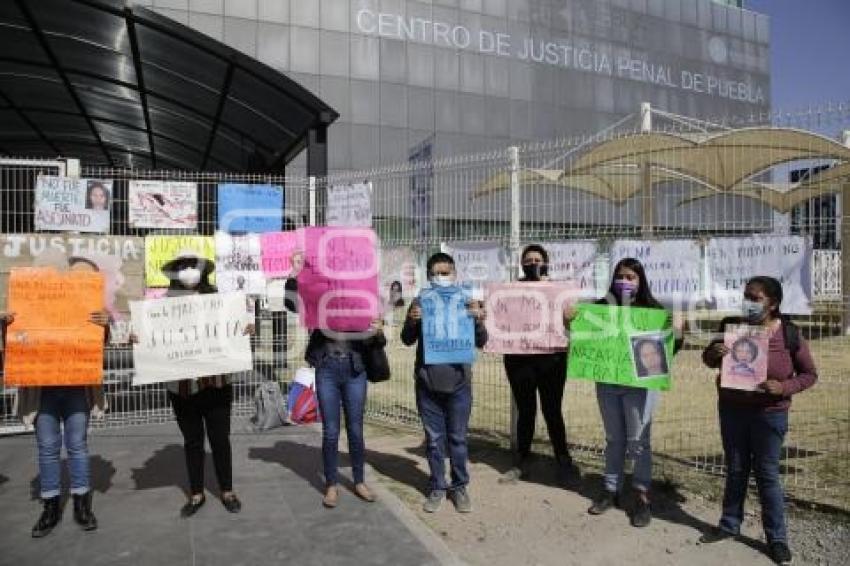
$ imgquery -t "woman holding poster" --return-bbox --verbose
[500,244,579,485]
[4,257,109,538]
[133,250,254,518]
[700,276,817,566]
[576,258,683,528]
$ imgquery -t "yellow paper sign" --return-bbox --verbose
[144,235,215,287]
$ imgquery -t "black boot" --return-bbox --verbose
[72,492,98,531]
[32,496,62,538]
[499,454,531,484]
[555,454,581,488]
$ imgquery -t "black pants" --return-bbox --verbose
[168,385,233,495]
[504,354,569,461]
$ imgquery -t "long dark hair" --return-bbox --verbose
[746,275,783,318]
[606,257,662,308]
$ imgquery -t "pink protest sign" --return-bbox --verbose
[296,227,379,331]
[483,282,578,354]
[260,230,303,278]
[720,324,769,391]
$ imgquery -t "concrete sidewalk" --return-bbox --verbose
[0,422,459,566]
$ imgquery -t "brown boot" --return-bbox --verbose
[322,485,339,508]
[354,483,376,502]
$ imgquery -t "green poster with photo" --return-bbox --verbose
[566,304,673,391]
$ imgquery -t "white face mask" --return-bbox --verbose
[430,275,455,288]
[178,267,201,288]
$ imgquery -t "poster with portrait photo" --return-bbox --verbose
[629,332,671,380]
[720,324,768,391]
[34,176,111,233]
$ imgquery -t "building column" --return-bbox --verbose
[841,131,850,334]
[307,123,328,226]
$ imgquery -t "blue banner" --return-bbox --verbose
[420,285,475,365]
[217,184,283,233]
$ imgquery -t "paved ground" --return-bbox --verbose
[0,422,458,566]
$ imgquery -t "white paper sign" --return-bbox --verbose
[441,241,508,287]
[130,292,253,385]
[609,239,703,307]
[128,180,198,229]
[540,240,598,298]
[706,235,812,315]
[214,231,266,294]
[35,176,111,233]
[327,182,372,226]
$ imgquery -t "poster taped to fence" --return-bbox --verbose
[214,232,266,294]
[260,230,303,278]
[566,304,673,390]
[144,235,215,287]
[327,182,372,227]
[130,292,253,385]
[0,233,144,344]
[706,236,812,315]
[128,180,198,229]
[609,240,702,307]
[720,324,769,391]
[34,176,111,233]
[217,184,283,233]
[542,240,599,298]
[3,268,105,386]
[296,227,379,331]
[420,285,476,365]
[440,241,508,289]
[483,282,576,354]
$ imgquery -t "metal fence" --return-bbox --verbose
[1,101,849,509]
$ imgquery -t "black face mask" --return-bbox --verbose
[521,263,549,281]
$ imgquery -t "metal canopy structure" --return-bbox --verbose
[0,0,338,172]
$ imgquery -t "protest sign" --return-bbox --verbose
[542,240,599,298]
[296,227,379,331]
[144,235,215,287]
[609,239,702,307]
[0,234,144,344]
[720,324,769,391]
[440,241,508,286]
[130,292,253,385]
[128,180,198,229]
[214,231,266,294]
[706,235,812,314]
[3,268,105,386]
[217,184,283,233]
[327,182,372,227]
[567,304,673,390]
[34,176,111,233]
[420,285,475,365]
[260,230,303,278]
[484,282,576,354]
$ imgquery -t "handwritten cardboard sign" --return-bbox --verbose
[421,285,475,365]
[128,180,198,229]
[720,324,769,391]
[144,235,215,287]
[217,184,283,233]
[3,268,105,386]
[542,240,599,298]
[484,282,576,354]
[34,175,111,233]
[260,230,303,278]
[214,231,266,294]
[609,239,703,307]
[130,292,253,385]
[327,182,372,227]
[296,227,379,331]
[567,304,673,390]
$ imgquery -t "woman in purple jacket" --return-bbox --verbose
[700,276,817,566]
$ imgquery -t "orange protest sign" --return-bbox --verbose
[3,267,105,386]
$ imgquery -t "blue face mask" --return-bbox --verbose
[742,299,765,322]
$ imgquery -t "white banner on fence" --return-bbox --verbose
[541,240,598,298]
[130,292,253,385]
[441,241,508,290]
[327,182,372,227]
[35,176,111,233]
[609,239,703,307]
[128,180,198,229]
[214,232,266,294]
[707,235,813,314]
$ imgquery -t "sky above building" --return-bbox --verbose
[746,0,850,110]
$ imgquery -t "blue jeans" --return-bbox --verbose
[315,352,368,486]
[415,380,473,492]
[718,405,788,543]
[35,387,91,499]
[596,383,659,493]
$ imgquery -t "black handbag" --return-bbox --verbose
[363,342,391,383]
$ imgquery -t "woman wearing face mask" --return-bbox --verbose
[576,257,683,527]
[134,250,254,518]
[699,276,817,566]
[500,244,579,485]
